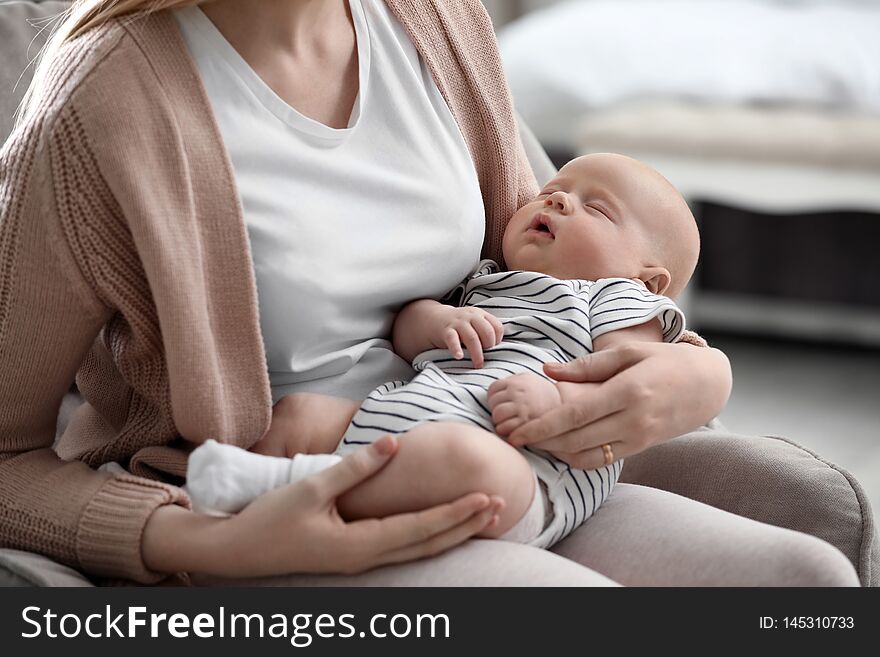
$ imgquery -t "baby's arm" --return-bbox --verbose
[554,319,664,406]
[392,299,504,368]
[490,275,684,436]
[589,317,663,352]
[488,320,664,436]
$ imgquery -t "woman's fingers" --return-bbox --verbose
[527,410,630,453]
[507,382,627,447]
[367,495,504,569]
[548,440,627,471]
[544,345,644,383]
[353,493,494,557]
[374,510,496,567]
[310,436,398,499]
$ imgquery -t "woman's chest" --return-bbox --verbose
[213,36,485,304]
[223,102,485,304]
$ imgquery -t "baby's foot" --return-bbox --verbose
[185,439,341,515]
[487,373,562,437]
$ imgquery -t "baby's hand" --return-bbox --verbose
[488,373,562,437]
[432,306,504,368]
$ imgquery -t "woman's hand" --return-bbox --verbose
[506,342,732,470]
[145,436,503,578]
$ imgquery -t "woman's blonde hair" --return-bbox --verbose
[17,0,201,126]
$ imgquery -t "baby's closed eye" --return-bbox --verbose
[583,203,613,221]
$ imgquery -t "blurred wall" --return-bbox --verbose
[484,0,560,27]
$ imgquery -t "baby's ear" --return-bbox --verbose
[640,267,671,296]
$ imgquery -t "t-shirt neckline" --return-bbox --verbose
[182,0,371,142]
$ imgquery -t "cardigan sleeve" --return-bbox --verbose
[0,117,190,584]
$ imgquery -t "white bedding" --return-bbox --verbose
[498,0,880,148]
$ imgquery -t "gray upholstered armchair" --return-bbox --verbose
[0,0,876,586]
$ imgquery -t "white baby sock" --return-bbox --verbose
[185,439,342,516]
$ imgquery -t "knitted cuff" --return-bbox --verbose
[76,475,191,584]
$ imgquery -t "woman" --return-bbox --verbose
[0,0,857,586]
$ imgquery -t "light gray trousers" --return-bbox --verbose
[191,483,860,587]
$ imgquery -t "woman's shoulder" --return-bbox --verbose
[387,0,491,24]
[20,12,184,143]
[386,0,493,43]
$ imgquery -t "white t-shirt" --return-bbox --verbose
[174,1,485,402]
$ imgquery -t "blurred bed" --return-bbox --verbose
[498,0,880,345]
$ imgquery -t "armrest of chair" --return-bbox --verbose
[0,548,95,587]
[620,421,878,587]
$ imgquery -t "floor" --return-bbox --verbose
[703,332,880,524]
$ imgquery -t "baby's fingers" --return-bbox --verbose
[495,417,525,438]
[473,317,500,350]
[490,401,519,425]
[443,328,464,359]
[458,324,485,368]
[487,314,504,344]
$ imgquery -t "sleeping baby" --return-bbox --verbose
[185,152,700,548]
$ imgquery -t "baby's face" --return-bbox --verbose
[502,153,695,295]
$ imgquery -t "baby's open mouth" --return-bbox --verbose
[527,212,555,239]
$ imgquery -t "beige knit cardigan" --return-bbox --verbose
[0,0,539,584]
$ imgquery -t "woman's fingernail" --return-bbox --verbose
[374,435,396,455]
[474,493,490,509]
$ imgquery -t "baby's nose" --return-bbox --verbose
[545,191,570,213]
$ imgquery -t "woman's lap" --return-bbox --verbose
[551,483,860,586]
[191,483,858,587]
[190,538,618,587]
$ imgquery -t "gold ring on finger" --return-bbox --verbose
[601,443,614,466]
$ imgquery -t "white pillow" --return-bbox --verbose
[499,0,880,148]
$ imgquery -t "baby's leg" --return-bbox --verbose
[251,393,362,457]
[186,440,344,515]
[187,393,360,514]
[337,422,537,538]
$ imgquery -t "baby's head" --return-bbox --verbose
[502,153,699,298]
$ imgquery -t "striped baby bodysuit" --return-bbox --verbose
[338,261,686,548]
